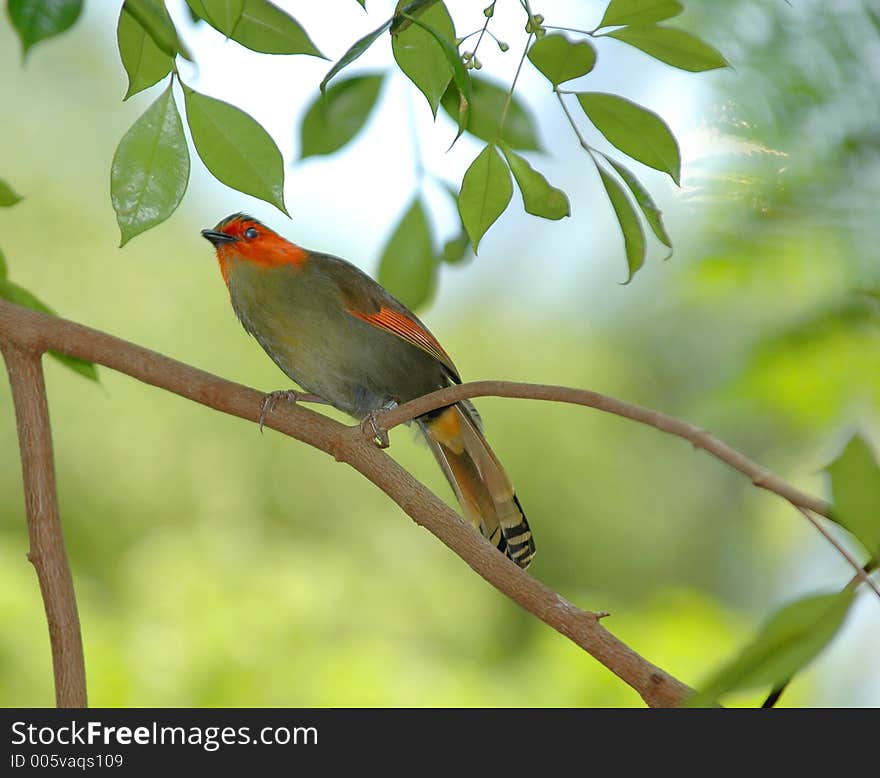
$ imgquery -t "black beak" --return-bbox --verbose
[201,229,236,246]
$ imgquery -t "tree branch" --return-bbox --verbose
[381,384,880,592]
[0,341,87,708]
[381,381,834,518]
[0,299,691,707]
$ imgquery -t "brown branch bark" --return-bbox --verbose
[0,298,692,707]
[382,385,880,593]
[381,381,833,519]
[0,342,87,708]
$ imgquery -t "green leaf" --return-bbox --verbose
[868,5,880,38]
[0,179,23,207]
[183,85,288,215]
[596,163,645,282]
[392,1,455,116]
[0,279,99,381]
[194,0,244,31]
[442,232,469,264]
[577,91,681,184]
[827,434,880,557]
[320,20,391,93]
[458,144,512,252]
[440,76,540,151]
[598,0,683,28]
[602,154,671,250]
[686,590,855,707]
[124,0,192,60]
[8,0,82,57]
[116,3,174,100]
[403,11,471,144]
[527,34,596,87]
[185,0,323,57]
[501,145,570,220]
[355,0,366,7]
[377,198,437,310]
[300,74,384,158]
[111,84,190,246]
[605,25,728,72]
[0,247,8,279]
[391,0,440,33]
[45,349,99,382]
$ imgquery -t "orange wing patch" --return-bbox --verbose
[348,306,457,376]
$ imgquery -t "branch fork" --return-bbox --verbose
[1,298,863,708]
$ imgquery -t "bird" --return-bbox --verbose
[201,213,535,568]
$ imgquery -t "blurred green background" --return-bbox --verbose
[1,0,878,706]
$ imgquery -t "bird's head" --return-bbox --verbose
[201,213,307,278]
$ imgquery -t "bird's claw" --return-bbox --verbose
[362,409,390,449]
[259,390,302,433]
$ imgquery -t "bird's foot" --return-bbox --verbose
[360,398,398,449]
[258,389,328,433]
[260,390,300,433]
[361,409,390,449]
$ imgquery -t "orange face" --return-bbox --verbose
[202,213,307,284]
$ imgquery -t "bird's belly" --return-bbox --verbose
[245,314,373,416]
[227,264,445,418]
[237,303,439,419]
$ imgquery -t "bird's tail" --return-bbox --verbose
[418,402,535,569]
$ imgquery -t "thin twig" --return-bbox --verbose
[556,89,593,153]
[469,0,495,60]
[379,380,833,518]
[543,24,599,37]
[794,506,880,600]
[761,683,787,708]
[497,32,532,136]
[385,379,876,605]
[0,299,690,707]
[384,381,872,584]
[0,342,87,707]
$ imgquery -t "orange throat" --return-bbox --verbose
[215,237,308,286]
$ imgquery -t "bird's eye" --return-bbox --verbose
[244,227,259,239]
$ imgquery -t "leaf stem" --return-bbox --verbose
[471,1,496,60]
[555,88,595,156]
[543,24,598,37]
[554,93,615,183]
[497,32,533,139]
[555,90,607,181]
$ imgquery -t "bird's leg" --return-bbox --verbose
[259,389,330,433]
[361,410,390,449]
[360,397,399,449]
